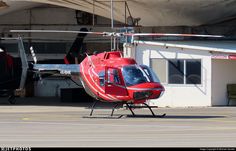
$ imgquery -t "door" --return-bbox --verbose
[105,67,128,96]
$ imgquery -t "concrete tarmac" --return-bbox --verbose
[0,97,236,147]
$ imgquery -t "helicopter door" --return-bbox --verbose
[105,67,128,96]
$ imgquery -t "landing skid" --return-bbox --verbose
[86,100,166,118]
[83,115,124,119]
[126,114,166,118]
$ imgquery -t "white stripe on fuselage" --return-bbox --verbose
[127,87,164,91]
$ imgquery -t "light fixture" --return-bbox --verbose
[0,1,9,10]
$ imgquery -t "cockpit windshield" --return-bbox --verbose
[140,65,160,83]
[122,65,150,86]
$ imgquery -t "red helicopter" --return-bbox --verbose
[78,50,165,117]
[10,29,223,118]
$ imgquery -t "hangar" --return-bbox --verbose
[1,0,236,106]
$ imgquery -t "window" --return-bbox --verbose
[98,71,105,86]
[168,60,184,84]
[107,68,121,85]
[151,58,202,85]
[168,59,201,85]
[141,65,160,83]
[186,60,201,84]
[122,65,150,86]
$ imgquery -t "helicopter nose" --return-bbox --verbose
[149,84,165,99]
[133,91,153,100]
[130,83,165,101]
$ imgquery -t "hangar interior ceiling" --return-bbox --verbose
[1,0,236,56]
[2,0,236,27]
[1,0,236,37]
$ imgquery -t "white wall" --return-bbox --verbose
[212,59,236,106]
[126,43,212,107]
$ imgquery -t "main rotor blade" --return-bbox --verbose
[124,33,224,38]
[0,37,20,40]
[10,30,224,38]
[10,30,104,35]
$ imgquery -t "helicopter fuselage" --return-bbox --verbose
[79,51,165,104]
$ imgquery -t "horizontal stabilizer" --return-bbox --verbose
[33,64,80,75]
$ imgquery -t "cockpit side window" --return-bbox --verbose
[107,68,121,85]
[141,66,160,83]
[98,71,105,86]
[140,65,160,83]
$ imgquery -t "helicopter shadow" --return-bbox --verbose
[82,114,226,119]
[125,114,226,119]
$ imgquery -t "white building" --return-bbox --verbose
[124,41,236,107]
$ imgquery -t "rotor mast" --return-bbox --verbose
[110,0,118,51]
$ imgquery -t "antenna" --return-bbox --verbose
[85,53,95,68]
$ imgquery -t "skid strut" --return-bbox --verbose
[90,100,98,116]
[125,103,166,118]
[111,103,120,117]
[89,100,122,117]
[125,103,135,116]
